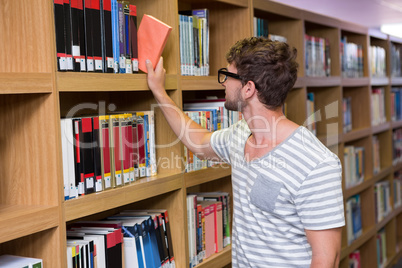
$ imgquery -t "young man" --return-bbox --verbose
[146,37,345,267]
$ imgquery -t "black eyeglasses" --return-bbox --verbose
[218,68,244,84]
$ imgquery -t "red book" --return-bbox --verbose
[137,14,172,72]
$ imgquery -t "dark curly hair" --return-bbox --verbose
[226,37,298,110]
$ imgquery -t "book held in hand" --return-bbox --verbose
[137,14,172,72]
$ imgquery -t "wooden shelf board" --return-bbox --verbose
[180,76,223,91]
[343,127,371,143]
[216,0,248,7]
[0,205,59,244]
[376,209,395,232]
[195,245,232,268]
[340,226,376,260]
[342,77,370,87]
[372,122,391,135]
[185,165,231,188]
[370,77,390,86]
[305,76,341,87]
[344,177,373,200]
[253,0,303,19]
[57,72,178,92]
[391,77,402,86]
[64,173,183,222]
[391,120,402,129]
[393,161,402,172]
[0,73,53,94]
[372,166,392,184]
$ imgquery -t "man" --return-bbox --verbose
[146,37,344,267]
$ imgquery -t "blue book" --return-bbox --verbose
[111,0,120,73]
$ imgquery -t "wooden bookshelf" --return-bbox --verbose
[1,0,402,267]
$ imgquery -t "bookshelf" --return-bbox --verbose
[0,0,402,267]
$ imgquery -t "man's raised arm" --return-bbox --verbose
[146,57,219,160]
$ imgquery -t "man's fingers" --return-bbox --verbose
[145,59,153,74]
[155,57,164,71]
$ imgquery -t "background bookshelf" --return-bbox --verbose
[1,0,402,267]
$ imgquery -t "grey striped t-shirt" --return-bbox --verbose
[211,119,345,267]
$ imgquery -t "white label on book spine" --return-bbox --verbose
[132,59,138,72]
[95,179,102,192]
[72,45,80,57]
[107,57,114,68]
[140,167,145,177]
[104,175,111,188]
[59,58,67,70]
[125,60,132,74]
[87,59,94,72]
[116,174,122,186]
[95,59,102,71]
[129,171,135,182]
[86,177,94,188]
[78,182,85,195]
[80,59,86,71]
[123,171,130,184]
[66,56,73,70]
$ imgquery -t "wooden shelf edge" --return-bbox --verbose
[0,205,59,244]
[372,122,391,135]
[64,173,183,222]
[391,120,402,129]
[340,226,376,260]
[195,245,232,268]
[0,72,53,94]
[370,77,390,86]
[180,76,223,91]
[57,72,178,92]
[184,165,231,188]
[344,177,373,200]
[253,0,303,19]
[342,77,370,87]
[342,127,371,143]
[305,76,341,87]
[391,77,402,86]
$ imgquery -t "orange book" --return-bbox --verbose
[137,14,172,72]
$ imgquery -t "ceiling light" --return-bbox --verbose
[381,23,402,38]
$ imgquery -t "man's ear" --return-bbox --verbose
[243,80,257,99]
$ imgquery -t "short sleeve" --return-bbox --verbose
[295,155,345,230]
[210,126,233,164]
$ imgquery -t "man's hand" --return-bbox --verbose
[146,57,167,100]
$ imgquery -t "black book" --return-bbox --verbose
[54,0,66,71]
[101,0,113,72]
[81,117,95,194]
[92,116,102,192]
[63,0,74,70]
[72,118,84,196]
[91,0,103,72]
[129,4,138,73]
[84,0,94,71]
[70,0,81,71]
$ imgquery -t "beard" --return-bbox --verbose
[224,86,245,112]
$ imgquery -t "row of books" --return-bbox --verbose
[54,0,139,73]
[341,37,364,78]
[349,250,361,268]
[374,181,392,224]
[186,192,231,268]
[391,87,402,122]
[60,112,156,200]
[179,9,209,76]
[305,34,331,77]
[393,171,402,208]
[183,99,242,172]
[392,128,402,165]
[369,45,387,78]
[0,255,42,268]
[253,17,287,43]
[66,209,174,268]
[346,194,363,245]
[306,92,317,136]
[344,145,365,189]
[371,88,386,126]
[391,43,402,77]
[376,228,387,268]
[343,96,353,133]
